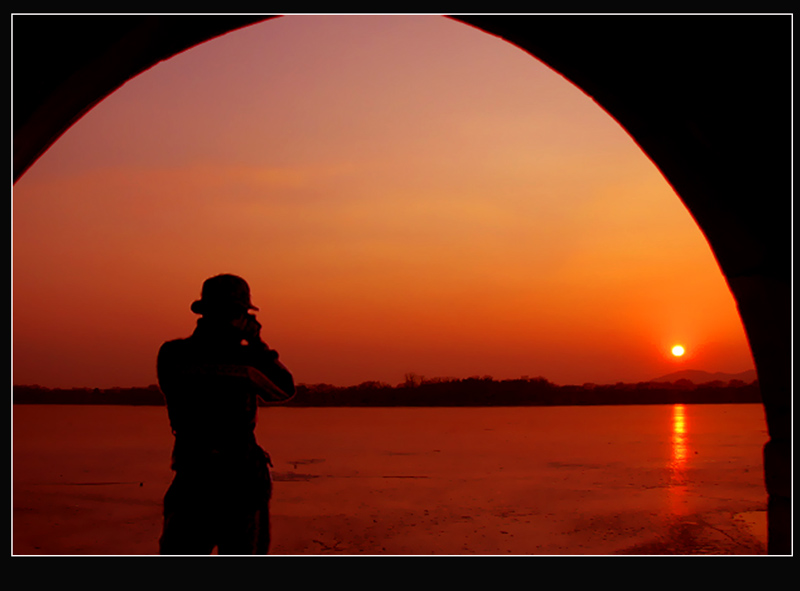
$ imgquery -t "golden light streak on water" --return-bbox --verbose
[668,404,690,516]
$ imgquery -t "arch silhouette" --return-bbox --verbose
[12,14,791,554]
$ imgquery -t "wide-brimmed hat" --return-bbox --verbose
[190,274,259,315]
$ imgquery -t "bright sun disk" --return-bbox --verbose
[671,345,686,357]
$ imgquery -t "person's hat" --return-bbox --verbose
[190,274,259,315]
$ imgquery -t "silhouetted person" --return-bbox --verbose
[157,274,295,555]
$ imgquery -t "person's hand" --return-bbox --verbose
[241,313,263,346]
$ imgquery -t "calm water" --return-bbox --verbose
[13,403,769,555]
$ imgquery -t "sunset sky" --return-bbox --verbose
[12,15,755,389]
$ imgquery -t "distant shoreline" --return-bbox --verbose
[12,376,762,407]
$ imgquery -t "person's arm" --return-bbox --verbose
[245,343,296,403]
[240,314,296,403]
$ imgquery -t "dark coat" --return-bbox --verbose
[157,318,295,472]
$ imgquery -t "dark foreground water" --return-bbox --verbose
[13,403,769,555]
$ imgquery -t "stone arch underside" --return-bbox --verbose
[12,15,791,554]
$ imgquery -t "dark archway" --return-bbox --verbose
[12,14,791,554]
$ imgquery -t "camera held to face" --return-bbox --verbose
[239,312,262,345]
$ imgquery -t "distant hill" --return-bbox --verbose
[650,369,757,384]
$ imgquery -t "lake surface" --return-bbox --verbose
[12,403,769,555]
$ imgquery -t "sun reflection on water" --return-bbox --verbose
[668,404,689,515]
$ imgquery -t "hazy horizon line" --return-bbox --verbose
[12,368,758,391]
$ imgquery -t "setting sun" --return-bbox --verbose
[672,345,686,357]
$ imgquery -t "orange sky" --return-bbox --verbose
[12,15,755,389]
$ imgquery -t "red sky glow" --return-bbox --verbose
[12,15,755,389]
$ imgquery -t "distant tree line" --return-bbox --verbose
[12,384,166,406]
[13,375,762,407]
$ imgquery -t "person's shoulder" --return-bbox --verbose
[158,336,193,356]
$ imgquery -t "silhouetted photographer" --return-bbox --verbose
[157,274,295,555]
